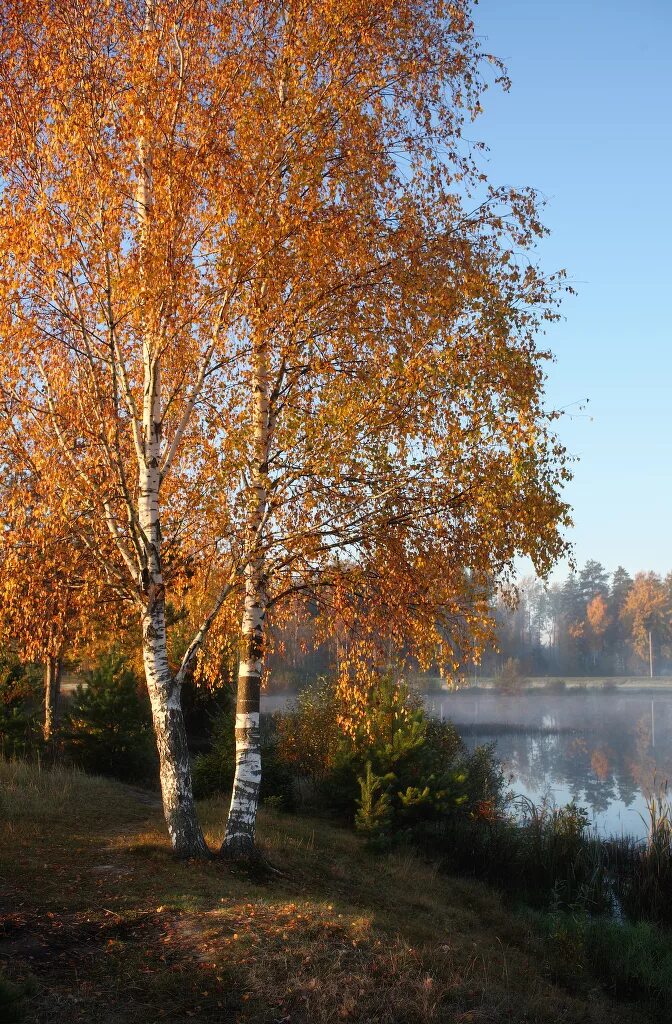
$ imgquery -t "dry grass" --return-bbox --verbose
[0,760,653,1023]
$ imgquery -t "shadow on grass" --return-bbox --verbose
[1,760,664,1024]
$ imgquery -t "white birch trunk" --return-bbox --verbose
[221,334,270,858]
[142,601,208,857]
[137,301,207,857]
[220,578,267,858]
[135,0,207,857]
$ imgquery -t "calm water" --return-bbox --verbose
[261,689,672,840]
[425,690,672,839]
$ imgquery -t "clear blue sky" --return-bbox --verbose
[472,0,672,579]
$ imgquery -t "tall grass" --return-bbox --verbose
[605,787,672,927]
[512,796,611,911]
[427,784,672,930]
[428,796,613,913]
[0,757,145,827]
[531,910,672,1003]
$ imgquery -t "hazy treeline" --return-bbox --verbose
[265,561,672,687]
[483,562,672,678]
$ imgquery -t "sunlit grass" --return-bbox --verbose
[0,759,662,1023]
[0,756,142,823]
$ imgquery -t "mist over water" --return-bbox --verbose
[425,690,672,839]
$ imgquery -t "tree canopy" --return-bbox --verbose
[0,0,570,855]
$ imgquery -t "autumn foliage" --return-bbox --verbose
[0,1,570,854]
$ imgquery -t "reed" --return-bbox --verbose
[606,785,672,927]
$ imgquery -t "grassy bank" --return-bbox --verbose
[0,761,667,1023]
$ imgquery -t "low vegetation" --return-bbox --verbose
[0,758,665,1024]
[0,651,41,759]
[528,910,672,1003]
[4,661,672,1018]
[62,653,157,784]
[6,658,672,926]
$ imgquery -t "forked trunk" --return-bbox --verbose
[43,655,61,742]
[142,598,209,857]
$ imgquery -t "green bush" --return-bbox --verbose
[0,972,28,1022]
[62,652,156,784]
[275,678,341,786]
[192,708,295,810]
[317,678,472,834]
[259,737,296,810]
[274,676,507,839]
[459,737,509,811]
[533,909,672,1003]
[192,706,236,798]
[0,652,41,758]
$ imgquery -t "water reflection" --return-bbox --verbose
[426,691,672,839]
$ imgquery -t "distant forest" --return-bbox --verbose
[269,562,672,687]
[481,563,672,679]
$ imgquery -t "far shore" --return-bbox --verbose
[59,673,672,698]
[414,676,672,693]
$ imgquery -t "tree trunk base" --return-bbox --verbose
[171,833,212,860]
[219,839,283,877]
[219,833,260,861]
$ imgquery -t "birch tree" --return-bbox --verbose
[0,0,264,855]
[621,573,670,671]
[211,2,571,856]
[0,487,79,741]
[0,0,570,861]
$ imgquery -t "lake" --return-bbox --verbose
[425,689,672,839]
[262,688,672,840]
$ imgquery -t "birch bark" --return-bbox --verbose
[221,335,270,858]
[134,0,207,857]
[136,239,208,857]
[221,58,290,859]
[142,597,208,857]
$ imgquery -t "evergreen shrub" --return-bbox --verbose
[62,652,156,783]
[0,651,41,758]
